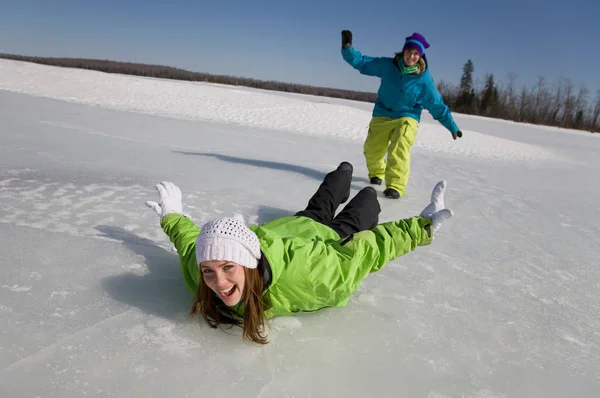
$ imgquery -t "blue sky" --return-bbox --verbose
[1,0,599,96]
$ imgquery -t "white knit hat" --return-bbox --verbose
[195,214,261,269]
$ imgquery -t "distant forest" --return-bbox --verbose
[1,53,598,133]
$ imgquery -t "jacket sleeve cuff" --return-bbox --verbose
[417,217,434,246]
[160,212,184,226]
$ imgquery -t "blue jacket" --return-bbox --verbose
[342,46,459,134]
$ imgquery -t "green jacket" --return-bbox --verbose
[160,214,433,318]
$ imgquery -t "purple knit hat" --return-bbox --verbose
[403,32,430,57]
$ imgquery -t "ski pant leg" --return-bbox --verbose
[329,186,381,239]
[295,163,353,225]
[363,117,395,180]
[385,117,418,196]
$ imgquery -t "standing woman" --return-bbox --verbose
[341,30,463,199]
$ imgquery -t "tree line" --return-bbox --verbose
[440,59,600,132]
[1,53,598,133]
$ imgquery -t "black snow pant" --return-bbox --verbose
[295,161,381,239]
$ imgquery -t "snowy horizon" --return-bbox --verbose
[1,58,599,397]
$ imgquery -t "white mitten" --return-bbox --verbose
[419,180,453,235]
[145,181,184,218]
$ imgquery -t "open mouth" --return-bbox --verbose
[218,286,236,298]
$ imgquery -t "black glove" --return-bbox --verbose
[341,30,352,48]
[452,130,463,140]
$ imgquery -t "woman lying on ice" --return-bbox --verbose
[145,161,453,344]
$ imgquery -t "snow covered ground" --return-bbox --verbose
[1,58,599,397]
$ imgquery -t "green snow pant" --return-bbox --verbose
[363,116,419,196]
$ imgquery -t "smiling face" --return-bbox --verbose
[403,48,421,66]
[200,260,246,306]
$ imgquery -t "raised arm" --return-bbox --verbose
[304,181,453,293]
[145,181,201,293]
[340,29,388,78]
[160,213,200,293]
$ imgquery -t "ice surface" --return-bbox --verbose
[1,59,599,397]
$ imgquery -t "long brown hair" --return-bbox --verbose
[188,266,268,344]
